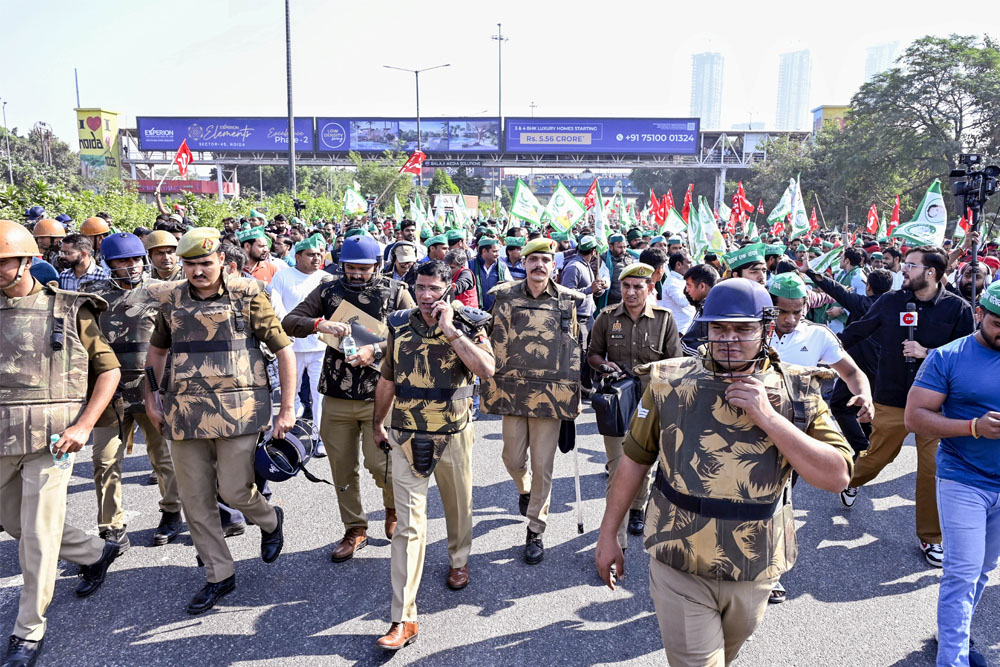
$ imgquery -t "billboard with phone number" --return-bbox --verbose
[136,117,315,152]
[504,117,699,154]
[316,117,500,153]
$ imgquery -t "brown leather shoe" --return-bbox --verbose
[446,565,469,590]
[330,527,367,563]
[384,508,397,539]
[376,621,418,650]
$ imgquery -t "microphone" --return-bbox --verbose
[902,302,918,365]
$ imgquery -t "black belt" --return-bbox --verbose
[654,468,785,522]
[110,341,150,354]
[171,338,256,354]
[394,385,475,401]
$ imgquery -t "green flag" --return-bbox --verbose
[787,175,810,240]
[545,181,586,232]
[343,187,367,217]
[394,194,405,222]
[410,197,425,239]
[766,179,795,226]
[659,207,685,236]
[688,196,726,262]
[593,184,609,254]
[891,179,947,246]
[809,245,844,272]
[511,178,544,225]
[748,220,761,242]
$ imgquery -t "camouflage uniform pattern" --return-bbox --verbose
[82,278,161,416]
[387,308,476,435]
[149,274,271,440]
[635,352,848,582]
[316,277,404,401]
[0,284,107,456]
[481,280,584,420]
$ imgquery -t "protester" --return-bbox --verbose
[58,233,109,290]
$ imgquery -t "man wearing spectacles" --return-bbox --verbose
[840,245,974,568]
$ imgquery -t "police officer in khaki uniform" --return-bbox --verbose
[282,234,414,562]
[145,227,294,615]
[482,237,584,564]
[0,220,122,667]
[372,259,495,651]
[595,279,854,666]
[82,233,183,552]
[143,230,183,281]
[588,262,681,546]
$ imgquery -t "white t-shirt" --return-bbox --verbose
[770,321,846,367]
[268,268,329,353]
[657,270,696,334]
[891,270,904,291]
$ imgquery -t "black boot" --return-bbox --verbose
[75,540,120,598]
[153,511,184,546]
[524,528,544,565]
[518,493,530,517]
[627,509,645,536]
[186,575,235,615]
[98,526,130,554]
[260,506,284,563]
[1,636,43,667]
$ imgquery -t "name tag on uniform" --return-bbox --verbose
[610,334,624,340]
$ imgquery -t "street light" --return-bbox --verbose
[1,100,12,185]
[384,63,450,186]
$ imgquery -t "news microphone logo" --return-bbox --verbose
[903,303,918,365]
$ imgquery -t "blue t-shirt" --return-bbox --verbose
[913,334,1000,492]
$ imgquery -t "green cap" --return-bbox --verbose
[550,230,570,242]
[768,273,809,299]
[249,209,266,220]
[723,243,765,270]
[870,251,884,260]
[426,233,447,248]
[667,235,683,245]
[345,228,365,239]
[504,236,526,248]
[795,244,808,252]
[294,233,326,254]
[764,243,786,257]
[608,233,626,244]
[650,235,665,246]
[577,235,598,252]
[446,229,465,242]
[477,237,499,248]
[291,217,303,226]
[420,226,432,240]
[626,229,642,241]
[979,281,1000,316]
[236,226,266,243]
[822,241,834,250]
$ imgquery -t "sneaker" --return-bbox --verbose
[840,486,858,508]
[313,440,327,458]
[920,541,944,568]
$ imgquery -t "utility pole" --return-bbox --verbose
[74,68,81,108]
[284,0,296,194]
[530,101,537,117]
[491,23,507,211]
[1,100,12,185]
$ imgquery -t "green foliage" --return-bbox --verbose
[348,151,416,213]
[451,167,485,196]
[426,168,460,196]
[0,126,82,190]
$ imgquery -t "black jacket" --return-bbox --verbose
[840,284,974,408]
[808,272,879,381]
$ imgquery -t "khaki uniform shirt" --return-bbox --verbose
[589,301,681,388]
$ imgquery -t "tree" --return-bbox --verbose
[427,168,460,196]
[451,167,485,196]
[0,125,82,190]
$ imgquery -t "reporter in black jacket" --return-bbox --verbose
[838,246,973,567]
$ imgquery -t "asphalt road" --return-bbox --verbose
[1,404,997,666]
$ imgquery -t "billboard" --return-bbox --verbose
[137,117,315,152]
[316,117,500,153]
[504,117,699,154]
[76,108,121,180]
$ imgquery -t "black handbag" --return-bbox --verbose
[591,373,642,437]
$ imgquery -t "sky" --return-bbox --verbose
[4,0,997,148]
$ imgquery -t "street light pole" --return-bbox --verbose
[1,100,12,185]
[491,24,507,210]
[284,0,297,194]
[384,63,450,188]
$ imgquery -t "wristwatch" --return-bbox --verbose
[371,345,384,362]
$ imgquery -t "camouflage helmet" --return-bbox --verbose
[0,220,41,259]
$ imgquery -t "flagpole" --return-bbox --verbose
[814,193,828,229]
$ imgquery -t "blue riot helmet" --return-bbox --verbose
[100,232,148,286]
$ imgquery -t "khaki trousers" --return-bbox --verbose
[170,434,277,583]
[603,435,653,549]
[389,426,474,623]
[319,396,394,530]
[92,413,181,531]
[501,415,561,534]
[0,450,105,641]
[850,402,942,543]
[649,557,774,667]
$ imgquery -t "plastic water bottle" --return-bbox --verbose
[50,434,72,470]
[341,333,358,357]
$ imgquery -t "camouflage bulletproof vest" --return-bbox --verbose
[641,354,829,582]
[0,284,106,456]
[317,277,401,401]
[149,275,271,440]
[83,278,160,415]
[387,308,475,435]
[481,280,583,420]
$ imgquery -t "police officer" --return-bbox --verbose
[143,230,183,281]
[372,260,495,651]
[596,278,854,666]
[80,216,111,258]
[282,234,415,562]
[81,233,184,551]
[30,219,66,267]
[145,228,293,615]
[0,220,122,667]
[588,262,681,545]
[482,237,584,564]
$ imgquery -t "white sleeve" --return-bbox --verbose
[817,327,846,365]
